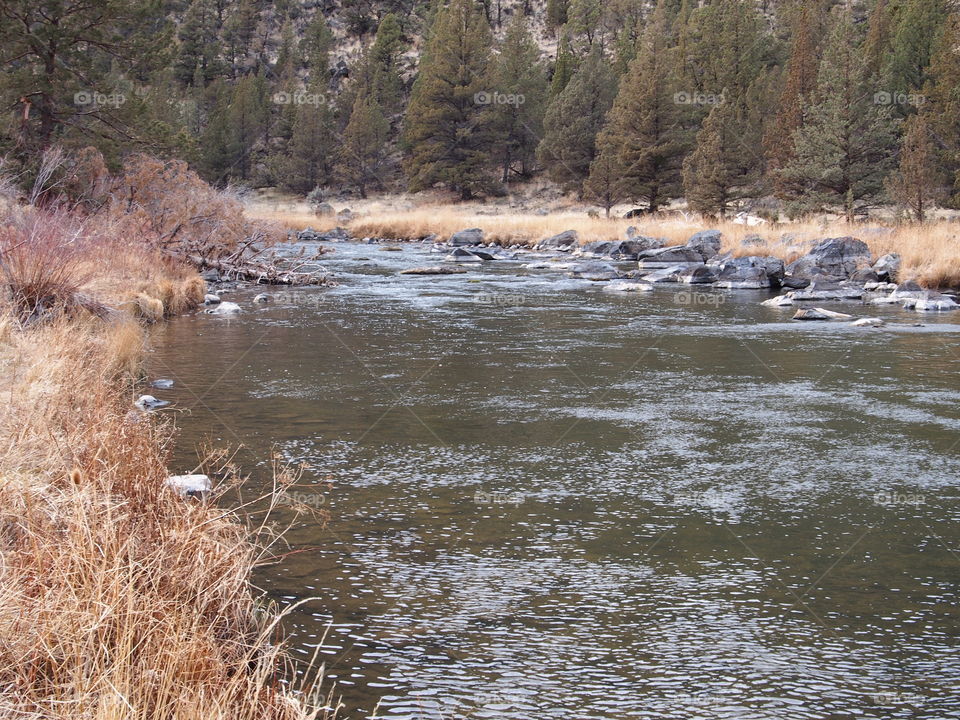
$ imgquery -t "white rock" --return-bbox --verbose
[793,307,854,321]
[253,293,270,303]
[851,317,885,327]
[135,394,169,410]
[603,282,654,293]
[762,295,794,307]
[203,294,221,305]
[165,474,211,499]
[205,301,242,315]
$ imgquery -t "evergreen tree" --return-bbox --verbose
[765,2,821,177]
[403,0,495,199]
[585,133,620,216]
[587,1,686,213]
[175,0,224,85]
[549,36,578,98]
[225,73,269,180]
[338,87,390,197]
[537,47,617,193]
[864,0,894,77]
[780,8,900,221]
[489,14,548,182]
[369,14,406,114]
[303,12,335,86]
[223,0,261,75]
[924,13,960,206]
[885,0,948,96]
[546,0,569,35]
[568,0,604,48]
[886,113,944,222]
[282,100,336,193]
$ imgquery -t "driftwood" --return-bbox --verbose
[186,241,335,286]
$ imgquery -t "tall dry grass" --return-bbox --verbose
[0,166,336,718]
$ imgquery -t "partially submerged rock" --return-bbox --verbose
[786,237,872,281]
[165,474,212,499]
[400,266,468,275]
[638,245,703,268]
[793,307,855,321]
[851,317,885,327]
[679,265,719,284]
[203,293,221,305]
[761,295,794,307]
[537,230,578,250]
[205,301,242,315]
[135,394,169,410]
[603,281,654,293]
[449,228,484,246]
[253,293,270,303]
[150,379,174,389]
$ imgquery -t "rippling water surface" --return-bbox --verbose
[149,241,960,719]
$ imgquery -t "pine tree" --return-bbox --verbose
[549,36,578,98]
[338,87,390,197]
[175,0,224,85]
[585,133,620,216]
[537,47,617,193]
[682,95,762,217]
[369,14,406,114]
[886,113,944,222]
[489,13,548,183]
[568,0,604,48]
[924,13,960,206]
[765,2,821,178]
[885,0,948,96]
[546,0,569,35]
[282,100,336,193]
[303,12,334,87]
[225,73,269,180]
[403,0,495,199]
[223,0,260,75]
[587,1,686,213]
[864,0,894,77]
[780,7,900,221]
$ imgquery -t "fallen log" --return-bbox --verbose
[187,254,336,286]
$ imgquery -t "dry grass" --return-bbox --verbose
[247,195,960,288]
[0,185,335,718]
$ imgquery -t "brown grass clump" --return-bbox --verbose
[0,318,332,719]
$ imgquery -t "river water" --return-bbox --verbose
[148,240,960,719]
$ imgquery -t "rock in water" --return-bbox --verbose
[135,394,169,410]
[537,230,578,250]
[603,282,654,293]
[400,266,468,275]
[686,230,723,261]
[793,308,854,321]
[205,301,242,315]
[150,379,174,389]
[166,474,211,499]
[872,253,901,282]
[253,293,269,303]
[851,317,885,327]
[449,228,484,246]
[761,295,794,307]
[203,293,221,305]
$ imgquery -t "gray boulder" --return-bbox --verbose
[793,307,855,321]
[791,280,864,301]
[445,247,484,262]
[135,394,169,410]
[400,266,468,275]
[567,261,620,281]
[686,230,723,261]
[203,293,221,305]
[788,237,872,280]
[537,230,578,250]
[680,265,719,284]
[450,228,484,246]
[638,245,704,268]
[872,253,901,282]
[714,256,783,289]
[253,293,270,303]
[205,301,242,315]
[642,265,687,283]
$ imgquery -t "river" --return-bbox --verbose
[148,240,960,720]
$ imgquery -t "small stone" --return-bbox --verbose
[135,394,169,410]
[165,474,212,499]
[253,293,269,303]
[203,294,221,305]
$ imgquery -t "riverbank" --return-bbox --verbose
[0,180,333,716]
[246,196,960,289]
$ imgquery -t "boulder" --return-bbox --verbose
[203,293,221,305]
[714,266,770,289]
[135,394,169,410]
[446,247,484,262]
[603,281,654,293]
[641,265,687,283]
[537,230,578,250]
[450,228,484,246]
[913,292,959,312]
[787,237,872,280]
[680,265,719,284]
[793,307,855,321]
[873,253,901,282]
[762,295,794,307]
[253,293,270,303]
[790,280,864,301]
[567,261,620,281]
[313,202,335,216]
[336,208,354,223]
[623,208,649,218]
[166,474,211,499]
[205,301,242,315]
[850,268,880,284]
[851,317,885,327]
[400,266,468,275]
[578,240,616,256]
[781,276,811,290]
[581,238,663,260]
[686,230,723,261]
[638,245,704,268]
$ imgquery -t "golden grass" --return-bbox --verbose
[0,206,335,718]
[248,198,960,288]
